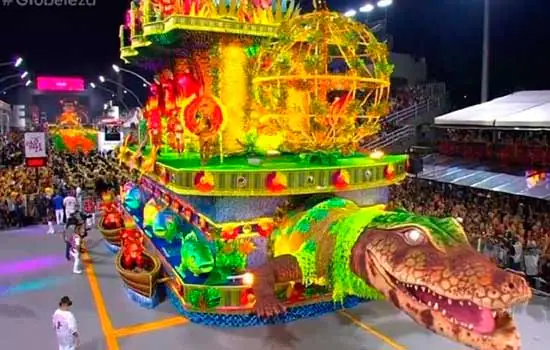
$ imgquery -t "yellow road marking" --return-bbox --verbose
[83,252,120,350]
[338,310,407,350]
[113,316,189,338]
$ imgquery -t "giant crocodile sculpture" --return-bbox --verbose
[251,198,532,350]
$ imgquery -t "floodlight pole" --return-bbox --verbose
[481,0,490,103]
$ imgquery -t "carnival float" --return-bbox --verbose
[50,99,98,153]
[106,1,532,349]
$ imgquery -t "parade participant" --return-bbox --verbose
[52,296,80,350]
[52,192,65,225]
[47,205,55,235]
[69,228,83,274]
[63,214,84,274]
[63,191,77,224]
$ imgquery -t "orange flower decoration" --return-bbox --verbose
[238,240,256,255]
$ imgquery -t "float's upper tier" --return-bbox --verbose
[120,0,301,60]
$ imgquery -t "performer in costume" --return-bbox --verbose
[69,230,82,274]
[64,212,90,274]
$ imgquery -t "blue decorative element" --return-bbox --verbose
[123,284,164,309]
[153,208,183,243]
[166,286,364,327]
[125,186,143,210]
[104,240,120,253]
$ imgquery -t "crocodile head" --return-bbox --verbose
[352,209,532,350]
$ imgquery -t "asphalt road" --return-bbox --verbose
[0,225,548,350]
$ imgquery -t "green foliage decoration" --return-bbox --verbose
[187,287,221,310]
[374,62,394,77]
[205,240,247,285]
[274,52,292,72]
[237,130,259,156]
[298,151,341,166]
[303,54,321,73]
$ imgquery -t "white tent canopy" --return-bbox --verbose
[435,91,550,128]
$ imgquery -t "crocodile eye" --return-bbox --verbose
[403,228,426,245]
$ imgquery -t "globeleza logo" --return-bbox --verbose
[11,0,96,6]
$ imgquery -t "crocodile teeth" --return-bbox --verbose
[447,299,452,305]
[492,311,497,318]
[414,285,418,290]
[427,301,432,307]
[421,286,426,292]
[442,309,447,316]
[433,302,439,310]
[459,301,463,306]
[468,324,474,330]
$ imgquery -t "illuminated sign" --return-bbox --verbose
[37,76,85,92]
[25,157,47,167]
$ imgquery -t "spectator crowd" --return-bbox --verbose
[0,131,131,229]
[389,178,550,292]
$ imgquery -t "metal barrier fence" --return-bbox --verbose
[361,96,445,151]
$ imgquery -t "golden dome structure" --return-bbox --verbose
[252,0,393,154]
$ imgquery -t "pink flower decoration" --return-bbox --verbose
[252,0,272,10]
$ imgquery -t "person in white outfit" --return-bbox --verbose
[52,296,80,350]
[70,231,82,274]
[75,186,82,211]
[64,193,77,224]
[47,203,55,235]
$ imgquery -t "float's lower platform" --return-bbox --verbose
[120,206,368,327]
[166,285,364,327]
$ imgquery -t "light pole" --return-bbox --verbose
[0,72,27,84]
[90,82,130,112]
[0,81,28,94]
[0,57,23,68]
[481,0,490,102]
[98,76,143,107]
[112,64,152,86]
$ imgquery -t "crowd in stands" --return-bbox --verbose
[389,178,550,292]
[438,129,550,167]
[0,132,24,167]
[0,131,131,229]
[389,85,430,112]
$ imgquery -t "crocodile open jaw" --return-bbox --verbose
[393,277,509,336]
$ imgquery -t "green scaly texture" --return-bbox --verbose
[288,198,354,286]
[329,206,386,303]
[294,240,318,286]
[288,198,385,303]
[368,209,468,249]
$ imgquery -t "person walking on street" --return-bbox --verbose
[69,229,82,274]
[52,296,80,350]
[63,191,77,224]
[53,192,65,225]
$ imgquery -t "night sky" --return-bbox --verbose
[0,0,549,108]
